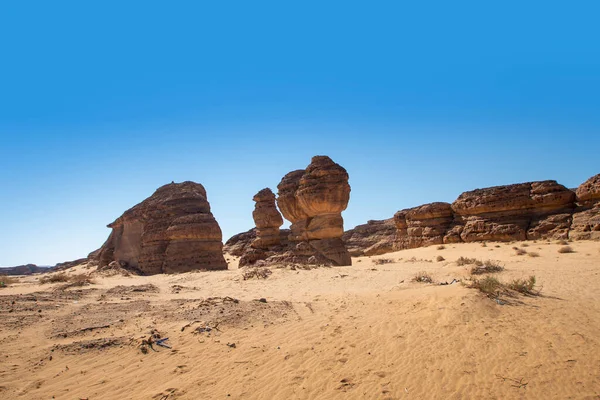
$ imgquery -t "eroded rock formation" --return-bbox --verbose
[571,174,600,240]
[94,181,227,274]
[448,181,575,243]
[342,218,396,256]
[236,156,351,267]
[394,202,454,249]
[252,188,284,249]
[344,173,598,255]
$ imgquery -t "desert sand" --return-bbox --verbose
[1,240,599,399]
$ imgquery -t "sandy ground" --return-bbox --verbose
[1,240,599,400]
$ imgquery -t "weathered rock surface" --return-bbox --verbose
[342,218,396,256]
[224,228,291,257]
[571,174,600,240]
[344,174,598,256]
[0,264,50,276]
[394,202,454,249]
[239,156,352,267]
[251,188,284,249]
[94,181,227,274]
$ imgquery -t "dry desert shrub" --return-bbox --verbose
[412,271,433,283]
[39,272,71,284]
[558,246,574,254]
[60,273,95,288]
[481,242,487,247]
[557,240,569,246]
[470,260,504,275]
[436,255,445,262]
[456,257,483,266]
[436,245,446,250]
[507,276,538,295]
[527,252,540,258]
[0,276,18,287]
[514,248,528,256]
[470,276,503,297]
[373,258,394,265]
[242,267,272,280]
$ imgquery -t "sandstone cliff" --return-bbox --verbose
[251,188,284,249]
[343,173,598,255]
[94,182,227,274]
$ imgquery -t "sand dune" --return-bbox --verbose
[1,240,599,399]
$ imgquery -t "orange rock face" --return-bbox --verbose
[272,156,352,266]
[571,174,600,240]
[251,188,284,249]
[342,218,396,256]
[95,182,227,274]
[394,202,454,249]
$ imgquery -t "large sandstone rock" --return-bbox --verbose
[449,181,575,242]
[343,218,396,256]
[394,202,454,249]
[95,182,227,274]
[251,188,284,249]
[571,174,600,240]
[238,156,351,267]
[224,228,291,257]
[273,156,351,266]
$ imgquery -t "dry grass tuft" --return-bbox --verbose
[558,246,574,254]
[0,276,18,287]
[39,272,95,288]
[557,240,569,246]
[456,257,483,266]
[514,248,528,256]
[412,271,433,283]
[436,245,446,250]
[527,252,540,258]
[507,276,538,295]
[436,255,445,262]
[242,267,272,280]
[470,260,504,275]
[469,276,503,298]
[373,258,394,265]
[39,273,71,284]
[521,243,529,247]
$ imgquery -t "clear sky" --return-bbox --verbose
[1,1,598,266]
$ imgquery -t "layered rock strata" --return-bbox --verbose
[251,188,284,249]
[570,174,600,240]
[238,156,352,267]
[343,173,598,255]
[94,181,227,274]
[342,218,396,256]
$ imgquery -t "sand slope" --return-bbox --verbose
[1,240,599,399]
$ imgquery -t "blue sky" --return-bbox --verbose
[1,1,598,266]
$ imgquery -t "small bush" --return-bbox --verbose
[456,257,483,266]
[527,252,540,258]
[373,258,394,265]
[242,267,272,280]
[521,243,529,247]
[39,273,71,284]
[0,276,18,287]
[436,255,445,262]
[515,248,527,256]
[557,240,569,246]
[507,276,538,295]
[436,245,446,250]
[471,260,504,275]
[558,246,574,254]
[470,276,503,298]
[412,271,433,283]
[60,274,95,288]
